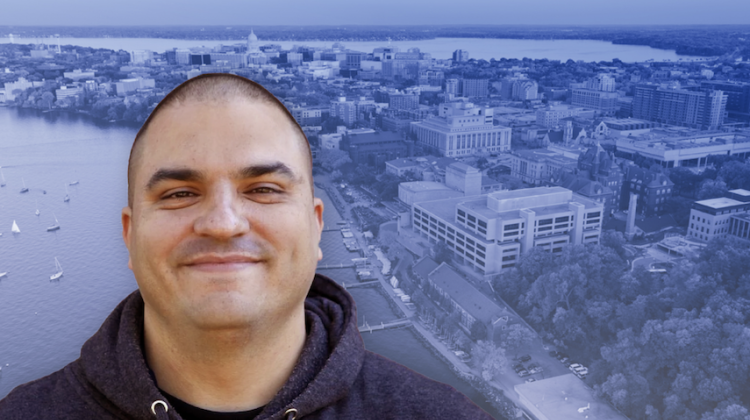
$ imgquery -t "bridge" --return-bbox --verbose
[358,318,412,333]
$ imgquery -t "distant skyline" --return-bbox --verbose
[2,0,750,26]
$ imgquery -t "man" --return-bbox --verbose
[0,74,494,419]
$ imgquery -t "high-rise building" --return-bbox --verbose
[700,80,750,119]
[445,79,459,97]
[418,70,445,87]
[571,74,619,114]
[633,84,728,130]
[410,101,511,157]
[329,97,357,126]
[452,49,469,62]
[130,50,153,65]
[460,78,488,98]
[389,93,420,110]
[411,186,604,275]
[382,49,431,80]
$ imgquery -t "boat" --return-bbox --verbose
[64,183,70,202]
[20,178,28,193]
[46,213,61,232]
[11,220,20,234]
[69,180,79,186]
[50,257,63,280]
[35,200,40,216]
[0,166,5,187]
[0,272,7,279]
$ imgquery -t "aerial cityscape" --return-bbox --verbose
[2,22,750,420]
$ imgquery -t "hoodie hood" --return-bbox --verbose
[74,274,365,419]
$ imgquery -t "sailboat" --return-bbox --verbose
[11,220,20,234]
[63,183,70,202]
[0,167,5,187]
[35,200,40,216]
[50,257,63,280]
[69,180,79,186]
[20,178,28,193]
[46,213,60,231]
[0,272,7,279]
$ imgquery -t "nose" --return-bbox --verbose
[193,182,249,239]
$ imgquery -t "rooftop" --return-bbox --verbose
[729,189,750,197]
[514,374,628,420]
[695,197,744,209]
[400,181,454,192]
[412,256,440,280]
[386,158,419,169]
[428,263,502,325]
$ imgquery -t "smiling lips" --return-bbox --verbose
[183,254,264,272]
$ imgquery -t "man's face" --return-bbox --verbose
[122,99,324,330]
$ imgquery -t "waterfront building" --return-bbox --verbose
[510,149,579,186]
[410,101,511,157]
[620,165,673,216]
[452,49,469,62]
[3,77,41,101]
[687,189,750,242]
[114,78,156,96]
[615,132,750,169]
[411,186,604,275]
[130,50,152,65]
[55,84,83,100]
[633,84,727,130]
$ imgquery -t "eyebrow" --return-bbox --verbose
[145,162,302,193]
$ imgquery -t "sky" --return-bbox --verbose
[2,0,750,26]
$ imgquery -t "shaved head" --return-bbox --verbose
[127,73,312,207]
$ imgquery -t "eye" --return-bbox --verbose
[248,186,280,194]
[162,190,197,200]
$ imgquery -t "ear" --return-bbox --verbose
[122,206,134,270]
[313,197,324,262]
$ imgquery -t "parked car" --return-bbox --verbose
[516,354,532,363]
[453,351,471,362]
[555,352,569,361]
[517,369,530,377]
[568,363,584,371]
[525,378,536,383]
[512,363,524,372]
[574,370,588,379]
[559,356,570,364]
[528,365,543,374]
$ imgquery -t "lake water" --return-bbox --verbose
[1,36,709,62]
[0,107,503,418]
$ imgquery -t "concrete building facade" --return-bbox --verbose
[412,187,604,275]
[687,189,750,242]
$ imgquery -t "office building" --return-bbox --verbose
[329,97,357,126]
[114,77,156,96]
[130,50,153,65]
[389,92,420,110]
[536,105,583,128]
[63,69,95,80]
[460,78,488,98]
[339,131,412,168]
[412,186,604,275]
[687,189,750,242]
[633,84,727,130]
[452,49,469,62]
[615,132,750,169]
[418,70,445,87]
[728,212,750,243]
[700,80,750,119]
[410,101,511,157]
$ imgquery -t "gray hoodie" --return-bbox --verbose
[0,274,497,419]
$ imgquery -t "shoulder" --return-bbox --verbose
[0,364,103,420]
[352,351,494,420]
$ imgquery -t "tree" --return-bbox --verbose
[40,91,54,110]
[317,148,351,172]
[696,178,728,200]
[471,340,508,381]
[431,241,452,264]
[470,321,488,341]
[669,167,702,197]
[502,324,537,357]
[718,160,750,190]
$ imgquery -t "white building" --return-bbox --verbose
[687,189,750,242]
[412,186,604,275]
[410,101,511,157]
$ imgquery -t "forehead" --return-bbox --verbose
[136,99,306,177]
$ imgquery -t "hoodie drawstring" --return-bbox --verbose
[151,400,169,420]
[284,408,298,420]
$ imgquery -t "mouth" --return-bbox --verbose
[182,254,264,272]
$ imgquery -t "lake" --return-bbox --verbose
[1,36,709,62]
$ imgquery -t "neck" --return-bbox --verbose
[143,305,307,412]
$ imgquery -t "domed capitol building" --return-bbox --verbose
[246,29,268,65]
